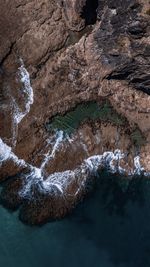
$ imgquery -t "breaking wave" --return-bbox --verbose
[0,59,149,202]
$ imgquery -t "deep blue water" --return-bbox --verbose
[0,172,150,267]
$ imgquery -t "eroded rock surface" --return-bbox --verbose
[0,0,150,224]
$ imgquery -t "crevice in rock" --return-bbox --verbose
[0,42,15,67]
[105,64,150,95]
[81,0,98,26]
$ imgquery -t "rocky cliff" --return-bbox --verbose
[0,0,150,224]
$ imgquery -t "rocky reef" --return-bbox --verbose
[0,0,150,225]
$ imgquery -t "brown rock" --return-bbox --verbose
[0,0,150,224]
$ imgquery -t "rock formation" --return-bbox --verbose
[0,0,150,224]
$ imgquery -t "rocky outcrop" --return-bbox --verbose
[0,0,150,224]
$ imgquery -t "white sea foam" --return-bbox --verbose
[0,138,26,167]
[19,130,66,197]
[40,130,64,171]
[42,170,75,194]
[85,155,103,172]
[0,135,149,200]
[0,130,64,196]
[84,150,125,174]
[19,167,42,198]
[14,61,34,124]
[134,156,145,175]
[0,138,12,163]
[10,60,34,146]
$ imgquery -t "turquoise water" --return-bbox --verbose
[0,172,150,267]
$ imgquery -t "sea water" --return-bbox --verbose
[0,171,150,267]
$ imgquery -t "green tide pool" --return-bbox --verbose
[45,101,126,135]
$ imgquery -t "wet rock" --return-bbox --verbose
[19,192,74,225]
[0,176,25,210]
[19,170,94,225]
